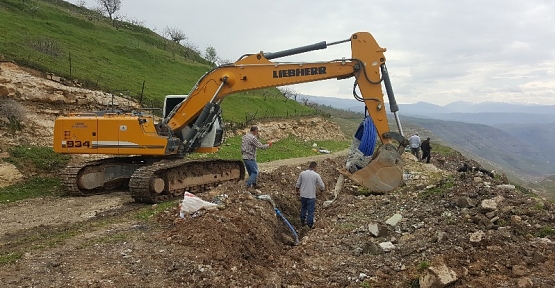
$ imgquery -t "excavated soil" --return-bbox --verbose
[1,152,554,287]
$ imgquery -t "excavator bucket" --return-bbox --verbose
[341,143,404,193]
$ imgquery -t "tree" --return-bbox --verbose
[182,41,202,60]
[28,4,39,19]
[279,86,299,103]
[77,0,86,7]
[96,0,121,26]
[300,96,310,106]
[164,26,187,43]
[219,58,233,65]
[204,46,218,66]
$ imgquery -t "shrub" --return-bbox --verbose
[537,227,554,238]
[0,98,25,134]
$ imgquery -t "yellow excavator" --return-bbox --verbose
[53,31,408,203]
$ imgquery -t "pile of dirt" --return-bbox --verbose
[1,151,553,287]
[153,153,555,287]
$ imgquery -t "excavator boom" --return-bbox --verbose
[53,32,407,202]
[166,32,401,147]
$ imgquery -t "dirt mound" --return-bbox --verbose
[0,151,554,287]
[229,117,347,142]
[149,152,555,287]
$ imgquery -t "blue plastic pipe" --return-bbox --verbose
[274,207,299,245]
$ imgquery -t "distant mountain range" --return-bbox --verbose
[404,116,555,178]
[302,95,555,184]
[301,95,555,125]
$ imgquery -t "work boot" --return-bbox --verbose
[252,184,263,189]
[301,219,306,226]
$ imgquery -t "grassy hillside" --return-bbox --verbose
[0,0,314,123]
[0,0,206,96]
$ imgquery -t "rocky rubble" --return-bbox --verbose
[163,153,554,287]
[0,62,138,109]
[0,61,140,149]
[229,117,347,142]
[3,149,552,287]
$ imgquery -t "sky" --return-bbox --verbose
[72,0,555,105]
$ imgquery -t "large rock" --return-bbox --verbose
[368,222,389,237]
[379,241,395,252]
[481,195,505,212]
[469,230,486,243]
[0,85,9,97]
[419,264,458,288]
[386,213,403,226]
[0,163,24,188]
[455,196,475,208]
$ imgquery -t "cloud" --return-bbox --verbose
[73,0,555,105]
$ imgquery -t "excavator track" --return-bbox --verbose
[62,156,157,196]
[129,159,245,203]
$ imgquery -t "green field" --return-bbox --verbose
[0,0,315,123]
[190,136,351,163]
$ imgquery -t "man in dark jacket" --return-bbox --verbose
[420,137,432,163]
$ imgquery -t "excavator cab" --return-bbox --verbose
[163,95,188,118]
[162,95,225,152]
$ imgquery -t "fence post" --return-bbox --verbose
[140,80,145,105]
[68,51,72,79]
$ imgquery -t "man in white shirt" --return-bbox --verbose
[295,161,325,229]
[408,133,421,160]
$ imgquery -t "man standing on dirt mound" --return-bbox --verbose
[420,137,432,163]
[241,126,272,189]
[296,161,325,229]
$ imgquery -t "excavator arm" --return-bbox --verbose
[164,32,406,153]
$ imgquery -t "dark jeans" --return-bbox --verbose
[300,197,316,227]
[421,150,431,163]
[410,147,420,160]
[243,159,258,187]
